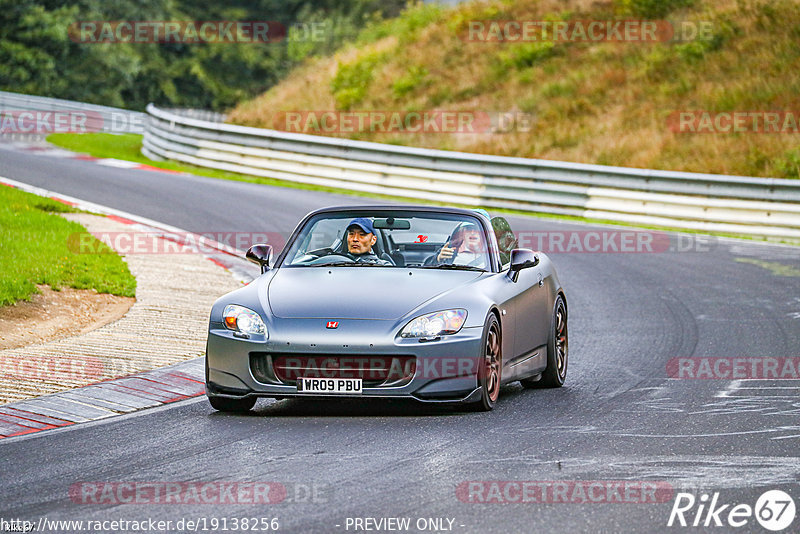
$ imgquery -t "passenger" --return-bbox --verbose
[343,218,392,265]
[432,221,488,268]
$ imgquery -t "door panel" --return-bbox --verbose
[513,267,550,358]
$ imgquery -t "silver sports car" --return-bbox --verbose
[205,206,568,412]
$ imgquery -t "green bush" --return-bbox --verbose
[358,2,444,45]
[674,40,708,62]
[776,148,800,178]
[330,51,386,110]
[499,41,556,71]
[617,0,694,18]
[392,65,428,99]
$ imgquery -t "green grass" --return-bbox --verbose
[48,133,193,170]
[0,185,136,307]
[46,133,800,247]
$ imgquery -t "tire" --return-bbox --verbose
[522,294,568,388]
[208,395,256,413]
[472,314,502,411]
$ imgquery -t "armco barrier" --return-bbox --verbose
[0,90,146,138]
[139,103,797,239]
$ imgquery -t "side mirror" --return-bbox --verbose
[508,248,539,282]
[246,244,273,274]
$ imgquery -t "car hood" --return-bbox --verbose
[267,267,483,320]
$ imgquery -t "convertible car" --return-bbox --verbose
[205,206,567,412]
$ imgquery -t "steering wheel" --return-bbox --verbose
[304,254,354,265]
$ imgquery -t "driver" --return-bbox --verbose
[344,218,392,265]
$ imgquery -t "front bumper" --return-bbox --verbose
[206,318,484,403]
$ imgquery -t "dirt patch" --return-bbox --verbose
[0,286,135,350]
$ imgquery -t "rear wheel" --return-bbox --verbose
[522,294,567,388]
[472,314,501,411]
[208,395,256,413]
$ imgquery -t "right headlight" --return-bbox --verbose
[400,309,467,338]
[223,304,267,336]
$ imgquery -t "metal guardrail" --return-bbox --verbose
[142,104,800,239]
[162,108,227,123]
[0,91,145,139]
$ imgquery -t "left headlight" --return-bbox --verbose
[223,304,267,336]
[400,309,467,338]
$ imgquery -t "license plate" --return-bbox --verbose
[296,377,362,394]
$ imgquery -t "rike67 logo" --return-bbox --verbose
[668,490,796,531]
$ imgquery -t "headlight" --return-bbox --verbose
[223,304,266,336]
[400,309,467,338]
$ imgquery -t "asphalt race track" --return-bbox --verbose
[2,145,799,533]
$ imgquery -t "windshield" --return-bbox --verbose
[280,211,492,270]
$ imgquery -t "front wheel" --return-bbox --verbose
[208,395,256,413]
[472,314,502,411]
[523,294,568,388]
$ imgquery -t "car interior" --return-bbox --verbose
[286,214,515,269]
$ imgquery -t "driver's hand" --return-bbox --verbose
[437,242,455,262]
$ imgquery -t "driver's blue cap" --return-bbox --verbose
[347,217,375,235]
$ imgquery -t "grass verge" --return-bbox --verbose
[0,184,137,307]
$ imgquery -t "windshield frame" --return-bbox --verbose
[273,207,501,272]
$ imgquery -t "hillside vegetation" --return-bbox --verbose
[229,0,800,179]
[2,0,404,110]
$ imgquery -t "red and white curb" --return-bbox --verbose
[1,140,188,175]
[0,176,260,440]
[0,359,205,439]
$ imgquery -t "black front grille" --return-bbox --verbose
[250,353,416,388]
